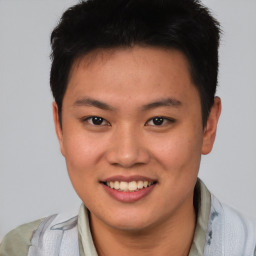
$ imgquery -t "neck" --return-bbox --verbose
[90,195,196,256]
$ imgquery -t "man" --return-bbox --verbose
[1,0,255,255]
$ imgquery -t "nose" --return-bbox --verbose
[105,125,150,168]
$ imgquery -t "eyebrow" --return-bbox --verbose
[73,97,115,111]
[73,97,182,111]
[141,98,182,111]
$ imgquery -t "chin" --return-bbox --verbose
[100,209,161,232]
[109,219,153,232]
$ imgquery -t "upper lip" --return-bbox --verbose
[101,175,157,183]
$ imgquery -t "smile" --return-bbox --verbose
[101,176,157,202]
[105,181,155,192]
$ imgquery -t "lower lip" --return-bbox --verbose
[102,183,156,203]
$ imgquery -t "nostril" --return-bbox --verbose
[105,147,150,168]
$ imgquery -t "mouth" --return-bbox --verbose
[100,176,157,203]
[101,180,157,192]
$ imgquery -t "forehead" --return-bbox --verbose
[64,46,199,108]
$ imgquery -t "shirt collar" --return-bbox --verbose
[78,205,98,256]
[188,179,211,256]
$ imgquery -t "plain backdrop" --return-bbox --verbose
[0,0,255,240]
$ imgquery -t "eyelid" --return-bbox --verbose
[82,116,111,126]
[80,115,175,127]
[145,116,176,126]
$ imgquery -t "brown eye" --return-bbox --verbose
[152,117,164,125]
[91,117,104,125]
[85,116,110,126]
[146,116,175,126]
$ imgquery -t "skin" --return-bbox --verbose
[53,46,221,256]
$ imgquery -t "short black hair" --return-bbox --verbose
[50,0,220,126]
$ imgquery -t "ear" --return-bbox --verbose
[52,102,65,156]
[201,97,222,155]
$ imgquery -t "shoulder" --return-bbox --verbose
[204,193,256,256]
[212,194,256,239]
[0,211,79,256]
[0,218,45,256]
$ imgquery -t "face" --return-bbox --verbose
[53,46,221,232]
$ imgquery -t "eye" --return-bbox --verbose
[84,116,110,126]
[146,116,175,126]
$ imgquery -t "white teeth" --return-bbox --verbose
[120,181,129,191]
[138,181,144,189]
[106,180,155,191]
[114,181,120,190]
[110,181,114,188]
[143,181,149,188]
[128,181,137,191]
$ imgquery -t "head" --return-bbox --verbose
[50,0,221,232]
[50,0,220,127]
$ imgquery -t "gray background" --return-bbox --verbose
[0,0,255,240]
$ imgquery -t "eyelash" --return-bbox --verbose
[82,116,110,126]
[82,116,175,127]
[146,116,175,126]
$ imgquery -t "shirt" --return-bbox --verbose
[1,180,255,256]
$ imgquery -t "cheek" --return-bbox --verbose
[62,134,104,203]
[150,131,203,174]
[62,133,104,178]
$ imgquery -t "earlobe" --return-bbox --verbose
[52,102,65,156]
[201,97,222,155]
